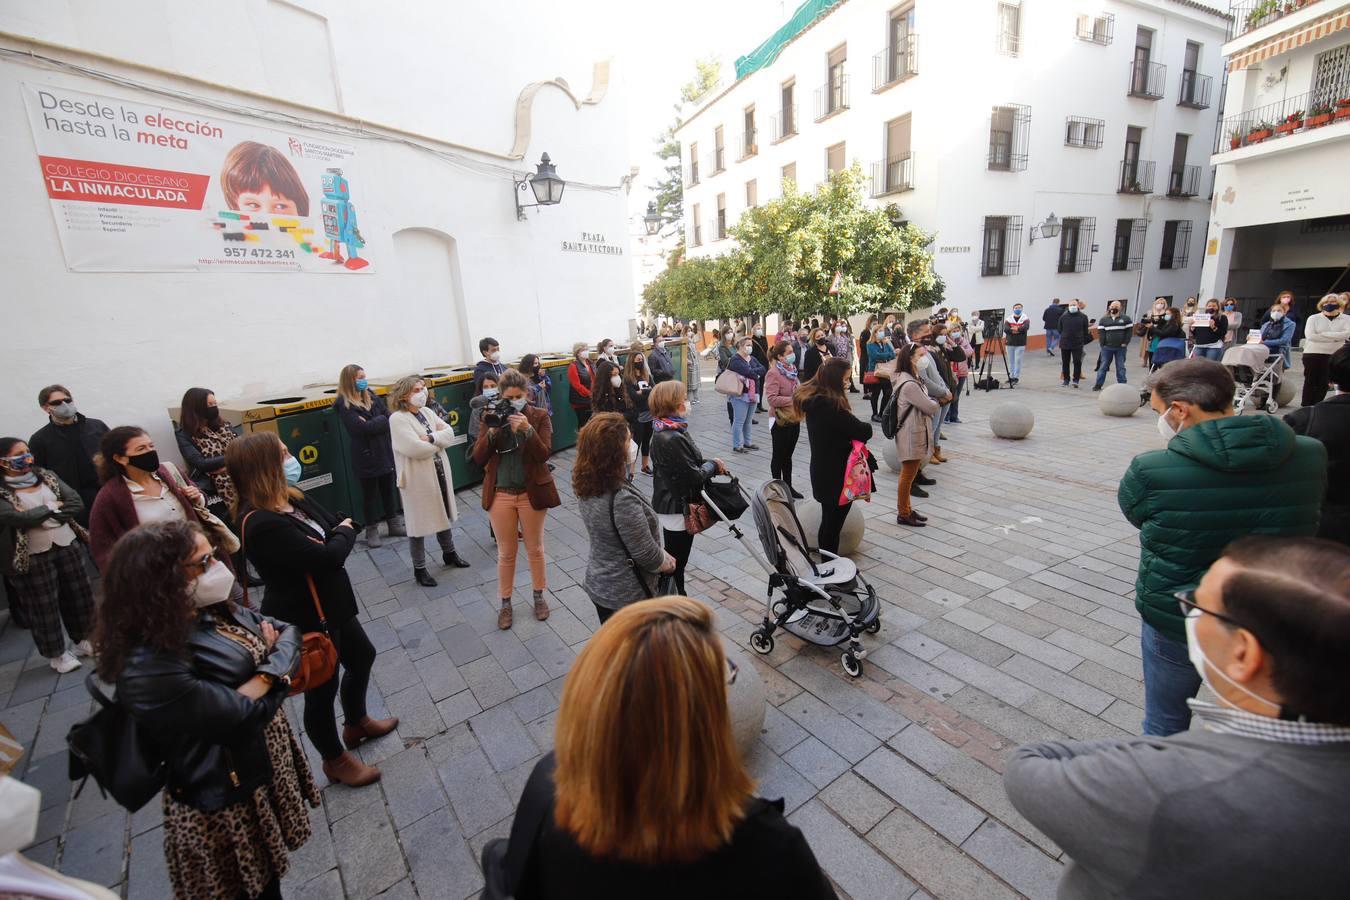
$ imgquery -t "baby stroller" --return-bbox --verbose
[702,478,881,677]
[1222,343,1283,414]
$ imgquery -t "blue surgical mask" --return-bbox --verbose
[354,378,369,392]
[283,455,302,485]
[483,387,499,399]
[510,398,528,412]
[784,352,796,364]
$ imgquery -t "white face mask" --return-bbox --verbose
[1157,408,1179,442]
[190,559,235,609]
[488,351,501,362]
[1270,311,1285,321]
[410,390,428,409]
[753,328,763,336]
[610,375,622,387]
[1184,608,1280,713]
[935,335,947,346]
[740,345,752,356]
[836,326,846,334]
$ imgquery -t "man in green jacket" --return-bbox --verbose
[1118,358,1326,736]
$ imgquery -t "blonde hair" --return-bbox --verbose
[337,364,371,410]
[572,341,590,359]
[553,597,753,863]
[387,375,424,413]
[649,380,686,418]
[1321,294,1344,311]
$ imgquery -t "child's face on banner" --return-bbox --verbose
[236,183,301,216]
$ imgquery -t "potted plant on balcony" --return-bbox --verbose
[1337,99,1350,121]
[1229,127,1244,150]
[1248,121,1274,142]
[1307,103,1335,128]
[1275,111,1304,135]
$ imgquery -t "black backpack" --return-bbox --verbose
[881,388,915,440]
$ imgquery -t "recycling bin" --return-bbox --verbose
[308,378,404,523]
[540,354,580,451]
[419,364,478,488]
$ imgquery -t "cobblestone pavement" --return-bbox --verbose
[0,347,1306,899]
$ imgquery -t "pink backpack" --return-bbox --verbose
[839,440,874,505]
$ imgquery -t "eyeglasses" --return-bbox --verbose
[183,552,214,575]
[1173,590,1241,628]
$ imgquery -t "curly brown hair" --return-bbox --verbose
[572,413,631,499]
[93,520,203,680]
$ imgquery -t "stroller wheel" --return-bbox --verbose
[750,630,775,655]
[841,652,863,678]
[1265,398,1280,414]
[865,618,882,635]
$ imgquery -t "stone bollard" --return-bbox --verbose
[990,402,1034,439]
[1276,376,1297,408]
[881,440,901,473]
[1099,382,1141,417]
[795,500,866,556]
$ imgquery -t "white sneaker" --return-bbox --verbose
[73,639,94,658]
[50,651,82,674]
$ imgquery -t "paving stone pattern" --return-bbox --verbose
[0,348,1301,898]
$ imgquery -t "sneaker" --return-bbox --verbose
[50,651,81,674]
[733,447,749,453]
[1061,380,1070,387]
[744,443,760,450]
[73,639,94,658]
[1092,384,1103,392]
[1072,382,1080,389]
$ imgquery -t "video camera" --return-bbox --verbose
[482,398,516,430]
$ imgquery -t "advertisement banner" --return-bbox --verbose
[22,81,376,273]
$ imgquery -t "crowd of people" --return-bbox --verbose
[2,289,1347,898]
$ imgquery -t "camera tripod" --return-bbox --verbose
[975,334,1014,391]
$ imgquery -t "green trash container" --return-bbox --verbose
[213,391,357,518]
[541,354,580,451]
[419,364,478,488]
[309,379,404,523]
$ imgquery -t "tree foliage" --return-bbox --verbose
[650,57,722,224]
[643,165,938,323]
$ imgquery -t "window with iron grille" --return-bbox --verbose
[1312,45,1350,108]
[689,142,700,185]
[1065,116,1104,148]
[716,193,727,240]
[1111,218,1131,270]
[826,142,846,175]
[1057,217,1095,273]
[1160,219,1192,269]
[982,215,1023,276]
[1127,218,1148,269]
[1075,13,1113,45]
[989,104,1030,171]
[996,2,1021,56]
[782,162,797,190]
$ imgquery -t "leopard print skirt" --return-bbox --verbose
[162,708,320,899]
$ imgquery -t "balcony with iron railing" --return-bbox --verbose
[772,106,799,143]
[712,146,726,175]
[1215,82,1350,153]
[1167,164,1202,197]
[814,74,850,122]
[687,158,700,187]
[1227,0,1327,41]
[1118,159,1155,193]
[1178,70,1212,109]
[869,153,915,197]
[1128,60,1166,99]
[738,129,758,161]
[872,34,918,91]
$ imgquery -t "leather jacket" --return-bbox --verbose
[651,428,717,515]
[117,603,301,812]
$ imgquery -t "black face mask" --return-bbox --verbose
[816,339,827,346]
[205,406,222,423]
[127,450,159,473]
[1109,308,1121,316]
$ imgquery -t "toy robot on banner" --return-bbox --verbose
[319,167,370,270]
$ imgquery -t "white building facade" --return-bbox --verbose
[677,0,1227,343]
[1199,0,1350,322]
[0,1,634,446]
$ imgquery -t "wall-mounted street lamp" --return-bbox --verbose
[642,201,664,236]
[515,153,566,221]
[1029,212,1061,242]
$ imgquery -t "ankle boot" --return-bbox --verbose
[413,567,438,587]
[322,751,381,787]
[442,550,471,568]
[342,715,399,750]
[385,514,407,537]
[896,512,927,528]
[498,601,514,630]
[364,525,383,548]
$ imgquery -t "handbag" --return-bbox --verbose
[874,359,898,380]
[714,368,745,396]
[240,511,338,696]
[702,474,749,521]
[607,491,676,599]
[774,402,802,426]
[164,465,241,554]
[683,499,718,535]
[67,673,166,813]
[839,440,874,505]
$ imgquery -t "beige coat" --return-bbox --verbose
[890,371,940,462]
[390,408,459,537]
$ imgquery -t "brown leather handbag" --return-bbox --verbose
[240,511,338,696]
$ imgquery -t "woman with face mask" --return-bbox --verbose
[592,358,631,417]
[176,385,260,582]
[828,320,860,393]
[1003,304,1030,384]
[650,381,727,595]
[472,369,561,630]
[685,325,704,403]
[567,342,597,431]
[1261,302,1297,370]
[387,376,469,588]
[1142,298,1170,367]
[89,426,207,570]
[332,366,402,549]
[1222,298,1244,344]
[801,328,831,382]
[764,342,805,498]
[518,353,555,416]
[623,344,656,475]
[1149,307,1186,370]
[1190,300,1229,362]
[0,437,96,673]
[865,327,897,421]
[727,337,767,453]
[98,520,315,900]
[228,432,391,788]
[1299,295,1350,406]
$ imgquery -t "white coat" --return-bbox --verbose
[390,408,459,537]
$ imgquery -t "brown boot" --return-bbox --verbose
[533,591,550,621]
[342,715,399,750]
[498,601,513,630]
[321,751,381,787]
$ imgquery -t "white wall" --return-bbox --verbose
[679,0,1225,326]
[0,0,634,453]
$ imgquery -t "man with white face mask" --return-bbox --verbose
[1005,537,1350,900]
[1118,359,1325,736]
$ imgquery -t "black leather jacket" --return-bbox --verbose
[117,603,301,811]
[651,428,717,515]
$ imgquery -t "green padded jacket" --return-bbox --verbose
[1117,415,1326,641]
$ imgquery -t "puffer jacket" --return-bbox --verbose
[118,603,301,811]
[1117,416,1326,641]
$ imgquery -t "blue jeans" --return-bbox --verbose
[1140,621,1202,737]
[1046,328,1060,352]
[730,396,754,449]
[1094,346,1128,387]
[1008,345,1025,379]
[932,402,946,445]
[1196,346,1224,361]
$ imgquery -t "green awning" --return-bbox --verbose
[734,0,843,81]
